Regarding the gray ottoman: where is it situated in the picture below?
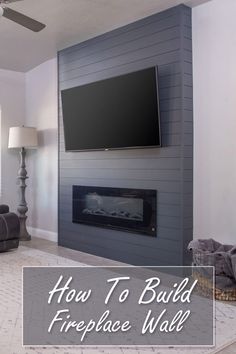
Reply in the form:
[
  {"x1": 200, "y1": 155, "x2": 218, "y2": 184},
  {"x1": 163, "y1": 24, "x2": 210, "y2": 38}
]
[{"x1": 0, "y1": 205, "x2": 20, "y2": 252}]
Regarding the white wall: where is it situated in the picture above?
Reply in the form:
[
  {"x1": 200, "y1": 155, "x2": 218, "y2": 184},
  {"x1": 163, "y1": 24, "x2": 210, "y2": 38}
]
[
  {"x1": 25, "y1": 58, "x2": 58, "y2": 241},
  {"x1": 0, "y1": 60, "x2": 58, "y2": 241},
  {"x1": 0, "y1": 69, "x2": 25, "y2": 211},
  {"x1": 193, "y1": 0, "x2": 236, "y2": 244}
]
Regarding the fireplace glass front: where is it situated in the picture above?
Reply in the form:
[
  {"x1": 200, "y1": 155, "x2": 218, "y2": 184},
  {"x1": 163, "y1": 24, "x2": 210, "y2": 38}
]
[{"x1": 73, "y1": 186, "x2": 157, "y2": 236}]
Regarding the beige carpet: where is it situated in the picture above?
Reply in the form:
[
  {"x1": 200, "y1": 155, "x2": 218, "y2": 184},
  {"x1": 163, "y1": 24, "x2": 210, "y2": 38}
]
[{"x1": 0, "y1": 246, "x2": 235, "y2": 354}]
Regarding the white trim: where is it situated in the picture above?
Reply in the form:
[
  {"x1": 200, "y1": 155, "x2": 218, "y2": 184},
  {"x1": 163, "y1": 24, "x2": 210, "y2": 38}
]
[{"x1": 28, "y1": 226, "x2": 57, "y2": 242}]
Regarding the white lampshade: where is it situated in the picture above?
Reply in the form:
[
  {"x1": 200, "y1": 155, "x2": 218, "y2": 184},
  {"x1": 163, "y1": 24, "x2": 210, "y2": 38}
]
[{"x1": 8, "y1": 126, "x2": 38, "y2": 149}]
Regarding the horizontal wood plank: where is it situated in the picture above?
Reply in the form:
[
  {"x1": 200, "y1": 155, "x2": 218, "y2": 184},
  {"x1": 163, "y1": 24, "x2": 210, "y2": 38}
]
[{"x1": 58, "y1": 5, "x2": 193, "y2": 265}]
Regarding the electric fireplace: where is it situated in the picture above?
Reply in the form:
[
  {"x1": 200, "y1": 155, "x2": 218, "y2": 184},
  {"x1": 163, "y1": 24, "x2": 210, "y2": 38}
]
[{"x1": 72, "y1": 186, "x2": 157, "y2": 237}]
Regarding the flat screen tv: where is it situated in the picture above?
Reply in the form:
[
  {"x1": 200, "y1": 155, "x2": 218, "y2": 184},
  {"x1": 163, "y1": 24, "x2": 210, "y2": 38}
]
[{"x1": 61, "y1": 66, "x2": 161, "y2": 151}]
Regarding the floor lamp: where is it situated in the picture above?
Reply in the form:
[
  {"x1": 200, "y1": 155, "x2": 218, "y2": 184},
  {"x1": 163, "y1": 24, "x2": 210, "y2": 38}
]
[{"x1": 8, "y1": 126, "x2": 38, "y2": 241}]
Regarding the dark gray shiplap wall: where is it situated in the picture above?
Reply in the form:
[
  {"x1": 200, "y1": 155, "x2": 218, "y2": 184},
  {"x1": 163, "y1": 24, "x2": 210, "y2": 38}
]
[{"x1": 58, "y1": 4, "x2": 193, "y2": 266}]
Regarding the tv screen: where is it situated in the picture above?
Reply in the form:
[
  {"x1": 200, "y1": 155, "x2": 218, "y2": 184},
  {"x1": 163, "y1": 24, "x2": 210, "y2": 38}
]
[{"x1": 61, "y1": 67, "x2": 161, "y2": 151}]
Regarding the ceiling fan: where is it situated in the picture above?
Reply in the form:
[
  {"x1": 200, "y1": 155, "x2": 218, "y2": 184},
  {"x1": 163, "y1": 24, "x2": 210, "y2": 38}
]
[{"x1": 0, "y1": 0, "x2": 46, "y2": 32}]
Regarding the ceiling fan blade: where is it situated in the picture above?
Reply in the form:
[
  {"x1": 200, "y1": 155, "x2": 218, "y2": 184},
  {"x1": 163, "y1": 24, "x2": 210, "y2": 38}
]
[
  {"x1": 0, "y1": 0, "x2": 23, "y2": 3},
  {"x1": 3, "y1": 7, "x2": 46, "y2": 32}
]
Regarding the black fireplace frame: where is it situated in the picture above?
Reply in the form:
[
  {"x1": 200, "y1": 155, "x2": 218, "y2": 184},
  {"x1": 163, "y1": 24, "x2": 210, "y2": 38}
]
[{"x1": 72, "y1": 186, "x2": 157, "y2": 237}]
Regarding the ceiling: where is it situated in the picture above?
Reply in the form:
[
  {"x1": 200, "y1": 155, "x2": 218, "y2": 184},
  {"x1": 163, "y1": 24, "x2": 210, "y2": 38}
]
[{"x1": 0, "y1": 0, "x2": 212, "y2": 72}]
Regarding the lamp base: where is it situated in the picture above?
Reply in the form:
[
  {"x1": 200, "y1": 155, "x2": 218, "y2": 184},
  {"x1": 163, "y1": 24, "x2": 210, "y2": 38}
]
[
  {"x1": 19, "y1": 215, "x2": 31, "y2": 241},
  {"x1": 17, "y1": 147, "x2": 31, "y2": 241}
]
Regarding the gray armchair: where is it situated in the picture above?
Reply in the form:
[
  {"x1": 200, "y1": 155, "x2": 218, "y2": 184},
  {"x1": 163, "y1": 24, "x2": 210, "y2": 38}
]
[{"x1": 0, "y1": 205, "x2": 20, "y2": 252}]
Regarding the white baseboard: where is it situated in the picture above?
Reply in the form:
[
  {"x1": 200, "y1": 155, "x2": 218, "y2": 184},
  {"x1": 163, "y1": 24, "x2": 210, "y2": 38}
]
[{"x1": 28, "y1": 227, "x2": 58, "y2": 243}]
